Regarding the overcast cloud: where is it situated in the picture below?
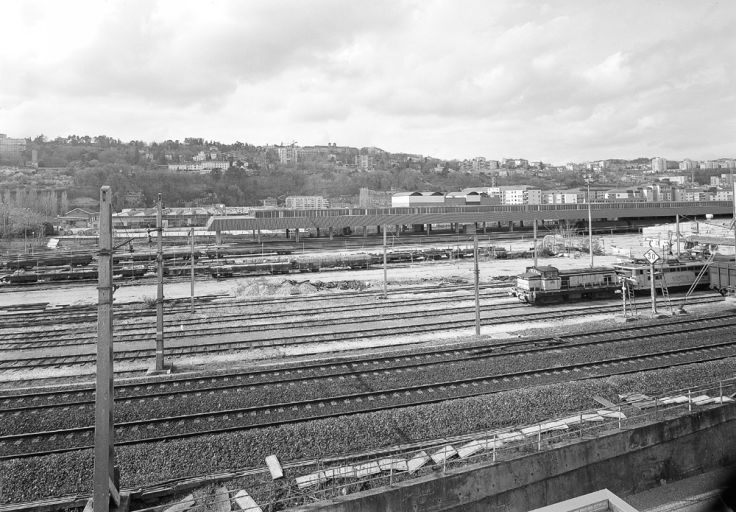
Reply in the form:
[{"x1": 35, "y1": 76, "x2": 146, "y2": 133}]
[{"x1": 1, "y1": 0, "x2": 734, "y2": 163}]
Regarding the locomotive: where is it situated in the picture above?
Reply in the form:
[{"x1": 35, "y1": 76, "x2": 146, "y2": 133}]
[
  {"x1": 510, "y1": 266, "x2": 620, "y2": 304},
  {"x1": 511, "y1": 257, "x2": 712, "y2": 305}
]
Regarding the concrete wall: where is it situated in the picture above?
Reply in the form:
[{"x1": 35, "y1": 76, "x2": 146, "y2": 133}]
[{"x1": 292, "y1": 404, "x2": 736, "y2": 512}]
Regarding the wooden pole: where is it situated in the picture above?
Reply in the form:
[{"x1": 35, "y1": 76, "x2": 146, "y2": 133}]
[
  {"x1": 156, "y1": 194, "x2": 165, "y2": 371},
  {"x1": 94, "y1": 186, "x2": 117, "y2": 512}
]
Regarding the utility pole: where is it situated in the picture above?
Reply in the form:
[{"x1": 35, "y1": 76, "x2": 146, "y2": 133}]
[
  {"x1": 533, "y1": 219, "x2": 538, "y2": 267},
  {"x1": 732, "y1": 168, "x2": 736, "y2": 259},
  {"x1": 155, "y1": 194, "x2": 165, "y2": 371},
  {"x1": 587, "y1": 176, "x2": 594, "y2": 268},
  {"x1": 94, "y1": 186, "x2": 119, "y2": 512},
  {"x1": 650, "y1": 262, "x2": 658, "y2": 316},
  {"x1": 382, "y1": 225, "x2": 387, "y2": 299},
  {"x1": 474, "y1": 234, "x2": 480, "y2": 336},
  {"x1": 190, "y1": 226, "x2": 195, "y2": 315}
]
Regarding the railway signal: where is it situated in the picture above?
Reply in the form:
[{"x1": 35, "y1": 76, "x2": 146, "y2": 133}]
[{"x1": 643, "y1": 249, "x2": 661, "y2": 316}]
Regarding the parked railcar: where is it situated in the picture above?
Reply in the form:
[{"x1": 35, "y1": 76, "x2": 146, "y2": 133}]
[
  {"x1": 113, "y1": 250, "x2": 200, "y2": 263},
  {"x1": 612, "y1": 258, "x2": 710, "y2": 291},
  {"x1": 210, "y1": 261, "x2": 292, "y2": 278},
  {"x1": 510, "y1": 265, "x2": 620, "y2": 304},
  {"x1": 43, "y1": 268, "x2": 98, "y2": 282},
  {"x1": 292, "y1": 253, "x2": 376, "y2": 272},
  {"x1": 1, "y1": 271, "x2": 39, "y2": 284},
  {"x1": 5, "y1": 253, "x2": 93, "y2": 270},
  {"x1": 708, "y1": 257, "x2": 736, "y2": 302}
]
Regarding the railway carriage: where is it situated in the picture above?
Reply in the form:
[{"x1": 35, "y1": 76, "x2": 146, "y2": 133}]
[{"x1": 611, "y1": 259, "x2": 710, "y2": 291}]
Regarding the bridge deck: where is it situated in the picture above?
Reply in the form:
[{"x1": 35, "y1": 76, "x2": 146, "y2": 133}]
[{"x1": 205, "y1": 201, "x2": 733, "y2": 231}]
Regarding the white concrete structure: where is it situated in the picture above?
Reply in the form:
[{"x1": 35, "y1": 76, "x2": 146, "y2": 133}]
[
  {"x1": 391, "y1": 191, "x2": 444, "y2": 207},
  {"x1": 651, "y1": 157, "x2": 667, "y2": 173},
  {"x1": 285, "y1": 196, "x2": 330, "y2": 209}
]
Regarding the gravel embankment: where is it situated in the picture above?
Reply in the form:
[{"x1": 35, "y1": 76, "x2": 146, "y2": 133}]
[{"x1": 2, "y1": 359, "x2": 734, "y2": 504}]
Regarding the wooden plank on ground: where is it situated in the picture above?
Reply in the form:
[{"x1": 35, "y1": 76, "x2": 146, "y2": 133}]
[
  {"x1": 233, "y1": 490, "x2": 263, "y2": 512},
  {"x1": 163, "y1": 494, "x2": 196, "y2": 512},
  {"x1": 407, "y1": 451, "x2": 430, "y2": 473},
  {"x1": 378, "y1": 458, "x2": 408, "y2": 472},
  {"x1": 430, "y1": 445, "x2": 457, "y2": 464},
  {"x1": 0, "y1": 497, "x2": 90, "y2": 512},
  {"x1": 593, "y1": 395, "x2": 617, "y2": 409},
  {"x1": 213, "y1": 485, "x2": 231, "y2": 512}
]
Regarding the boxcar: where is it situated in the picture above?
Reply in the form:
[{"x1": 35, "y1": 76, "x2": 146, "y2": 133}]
[{"x1": 708, "y1": 257, "x2": 736, "y2": 296}]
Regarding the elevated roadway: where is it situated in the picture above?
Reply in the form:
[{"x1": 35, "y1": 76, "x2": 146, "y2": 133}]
[{"x1": 206, "y1": 201, "x2": 733, "y2": 237}]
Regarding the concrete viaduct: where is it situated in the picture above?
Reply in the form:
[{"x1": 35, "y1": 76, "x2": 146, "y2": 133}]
[{"x1": 206, "y1": 201, "x2": 734, "y2": 243}]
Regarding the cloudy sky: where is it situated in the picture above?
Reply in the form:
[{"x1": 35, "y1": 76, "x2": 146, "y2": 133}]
[{"x1": 1, "y1": 0, "x2": 734, "y2": 164}]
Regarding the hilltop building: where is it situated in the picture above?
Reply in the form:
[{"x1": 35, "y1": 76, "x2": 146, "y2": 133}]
[
  {"x1": 651, "y1": 157, "x2": 667, "y2": 173},
  {"x1": 0, "y1": 134, "x2": 26, "y2": 160}
]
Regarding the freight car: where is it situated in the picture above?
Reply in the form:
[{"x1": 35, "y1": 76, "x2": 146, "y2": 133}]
[
  {"x1": 211, "y1": 261, "x2": 292, "y2": 278},
  {"x1": 292, "y1": 253, "x2": 376, "y2": 272},
  {"x1": 113, "y1": 250, "x2": 201, "y2": 263},
  {"x1": 4, "y1": 253, "x2": 93, "y2": 270},
  {"x1": 205, "y1": 247, "x2": 293, "y2": 259},
  {"x1": 510, "y1": 266, "x2": 620, "y2": 304},
  {"x1": 708, "y1": 256, "x2": 736, "y2": 301}
]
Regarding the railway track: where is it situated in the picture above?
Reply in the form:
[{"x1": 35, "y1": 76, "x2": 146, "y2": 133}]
[
  {"x1": 0, "y1": 282, "x2": 512, "y2": 328},
  {"x1": 2, "y1": 318, "x2": 734, "y2": 459},
  {"x1": 0, "y1": 294, "x2": 516, "y2": 347},
  {"x1": 0, "y1": 295, "x2": 725, "y2": 370},
  {"x1": 0, "y1": 285, "x2": 512, "y2": 335},
  {"x1": 3, "y1": 311, "x2": 735, "y2": 407}
]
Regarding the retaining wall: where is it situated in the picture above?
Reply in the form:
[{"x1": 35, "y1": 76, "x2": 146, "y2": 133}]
[{"x1": 292, "y1": 404, "x2": 736, "y2": 512}]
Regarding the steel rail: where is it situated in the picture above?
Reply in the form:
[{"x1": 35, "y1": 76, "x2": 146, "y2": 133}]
[
  {"x1": 0, "y1": 296, "x2": 725, "y2": 370},
  {"x1": 2, "y1": 313, "x2": 736, "y2": 414},
  {"x1": 2, "y1": 340, "x2": 735, "y2": 460},
  {"x1": 0, "y1": 290, "x2": 511, "y2": 343}
]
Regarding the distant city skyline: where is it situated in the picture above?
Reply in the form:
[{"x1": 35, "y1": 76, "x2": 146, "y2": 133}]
[{"x1": 1, "y1": 1, "x2": 734, "y2": 165}]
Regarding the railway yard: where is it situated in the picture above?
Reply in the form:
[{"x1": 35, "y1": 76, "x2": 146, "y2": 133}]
[{"x1": 0, "y1": 232, "x2": 735, "y2": 511}]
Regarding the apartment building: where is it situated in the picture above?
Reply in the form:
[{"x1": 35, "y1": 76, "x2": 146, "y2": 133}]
[
  {"x1": 0, "y1": 134, "x2": 26, "y2": 159},
  {"x1": 284, "y1": 196, "x2": 330, "y2": 209},
  {"x1": 679, "y1": 159, "x2": 697, "y2": 171},
  {"x1": 543, "y1": 190, "x2": 583, "y2": 204},
  {"x1": 355, "y1": 154, "x2": 375, "y2": 170},
  {"x1": 168, "y1": 161, "x2": 229, "y2": 173},
  {"x1": 604, "y1": 189, "x2": 640, "y2": 201},
  {"x1": 651, "y1": 157, "x2": 667, "y2": 173}
]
